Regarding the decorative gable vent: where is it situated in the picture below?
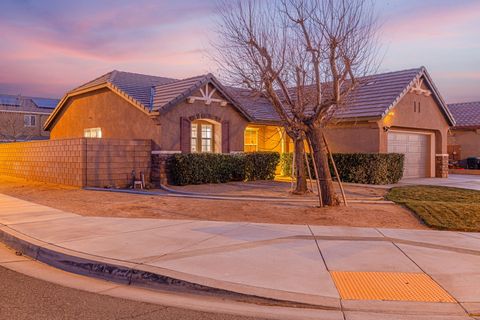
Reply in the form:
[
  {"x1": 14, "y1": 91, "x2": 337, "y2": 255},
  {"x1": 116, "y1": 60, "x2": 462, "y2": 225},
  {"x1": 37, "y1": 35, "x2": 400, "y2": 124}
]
[
  {"x1": 410, "y1": 78, "x2": 431, "y2": 96},
  {"x1": 188, "y1": 84, "x2": 228, "y2": 106}
]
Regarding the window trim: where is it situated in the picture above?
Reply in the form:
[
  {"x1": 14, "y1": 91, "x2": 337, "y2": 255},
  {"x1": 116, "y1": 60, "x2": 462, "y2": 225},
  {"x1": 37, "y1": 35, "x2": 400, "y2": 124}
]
[
  {"x1": 244, "y1": 128, "x2": 259, "y2": 152},
  {"x1": 24, "y1": 115, "x2": 36, "y2": 127},
  {"x1": 84, "y1": 127, "x2": 102, "y2": 138}
]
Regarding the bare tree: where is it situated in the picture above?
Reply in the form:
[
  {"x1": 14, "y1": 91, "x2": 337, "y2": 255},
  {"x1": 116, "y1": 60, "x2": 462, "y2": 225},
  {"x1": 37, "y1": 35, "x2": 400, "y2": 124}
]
[
  {"x1": 213, "y1": 0, "x2": 379, "y2": 205},
  {"x1": 0, "y1": 116, "x2": 32, "y2": 142}
]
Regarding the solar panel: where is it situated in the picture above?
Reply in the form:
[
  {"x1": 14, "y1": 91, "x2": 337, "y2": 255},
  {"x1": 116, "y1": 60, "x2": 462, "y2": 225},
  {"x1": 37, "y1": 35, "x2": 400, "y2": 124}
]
[
  {"x1": 0, "y1": 95, "x2": 20, "y2": 106},
  {"x1": 31, "y1": 98, "x2": 59, "y2": 109}
]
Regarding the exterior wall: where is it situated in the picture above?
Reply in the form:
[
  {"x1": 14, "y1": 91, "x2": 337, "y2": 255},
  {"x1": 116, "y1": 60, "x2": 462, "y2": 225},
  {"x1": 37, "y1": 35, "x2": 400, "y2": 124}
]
[
  {"x1": 49, "y1": 89, "x2": 163, "y2": 148},
  {"x1": 324, "y1": 122, "x2": 381, "y2": 153},
  {"x1": 0, "y1": 138, "x2": 151, "y2": 187},
  {"x1": 157, "y1": 87, "x2": 249, "y2": 152},
  {"x1": 0, "y1": 111, "x2": 50, "y2": 141},
  {"x1": 448, "y1": 129, "x2": 480, "y2": 160},
  {"x1": 378, "y1": 83, "x2": 450, "y2": 177},
  {"x1": 49, "y1": 86, "x2": 249, "y2": 153},
  {"x1": 246, "y1": 124, "x2": 286, "y2": 153}
]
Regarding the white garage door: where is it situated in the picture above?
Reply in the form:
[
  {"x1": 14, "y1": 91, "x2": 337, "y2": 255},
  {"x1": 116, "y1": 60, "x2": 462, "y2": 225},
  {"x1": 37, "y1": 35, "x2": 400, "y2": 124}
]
[{"x1": 388, "y1": 132, "x2": 429, "y2": 178}]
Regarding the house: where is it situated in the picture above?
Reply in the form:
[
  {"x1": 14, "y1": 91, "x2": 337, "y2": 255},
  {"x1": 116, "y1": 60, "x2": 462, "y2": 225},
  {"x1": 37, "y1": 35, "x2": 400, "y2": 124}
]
[
  {"x1": 44, "y1": 66, "x2": 454, "y2": 179},
  {"x1": 447, "y1": 101, "x2": 480, "y2": 165},
  {"x1": 0, "y1": 94, "x2": 59, "y2": 142}
]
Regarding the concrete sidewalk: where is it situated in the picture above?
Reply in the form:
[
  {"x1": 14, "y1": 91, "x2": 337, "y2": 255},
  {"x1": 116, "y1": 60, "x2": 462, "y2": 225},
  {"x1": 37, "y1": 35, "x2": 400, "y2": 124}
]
[{"x1": 0, "y1": 193, "x2": 479, "y2": 319}]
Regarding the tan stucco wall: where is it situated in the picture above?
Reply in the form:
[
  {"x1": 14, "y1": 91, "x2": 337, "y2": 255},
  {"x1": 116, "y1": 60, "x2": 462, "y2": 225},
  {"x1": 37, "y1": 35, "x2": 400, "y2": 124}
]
[
  {"x1": 448, "y1": 129, "x2": 480, "y2": 159},
  {"x1": 379, "y1": 84, "x2": 450, "y2": 155},
  {"x1": 50, "y1": 87, "x2": 249, "y2": 152},
  {"x1": 157, "y1": 87, "x2": 249, "y2": 152},
  {"x1": 324, "y1": 122, "x2": 381, "y2": 153},
  {"x1": 50, "y1": 89, "x2": 162, "y2": 147}
]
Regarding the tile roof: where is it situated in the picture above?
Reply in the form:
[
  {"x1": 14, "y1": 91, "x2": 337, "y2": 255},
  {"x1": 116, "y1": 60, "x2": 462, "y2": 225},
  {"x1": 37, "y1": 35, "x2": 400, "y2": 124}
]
[
  {"x1": 448, "y1": 101, "x2": 480, "y2": 129},
  {"x1": 334, "y1": 68, "x2": 424, "y2": 119},
  {"x1": 227, "y1": 87, "x2": 281, "y2": 123},
  {"x1": 227, "y1": 67, "x2": 453, "y2": 124},
  {"x1": 49, "y1": 66, "x2": 453, "y2": 129},
  {"x1": 152, "y1": 74, "x2": 207, "y2": 111},
  {"x1": 72, "y1": 70, "x2": 176, "y2": 108}
]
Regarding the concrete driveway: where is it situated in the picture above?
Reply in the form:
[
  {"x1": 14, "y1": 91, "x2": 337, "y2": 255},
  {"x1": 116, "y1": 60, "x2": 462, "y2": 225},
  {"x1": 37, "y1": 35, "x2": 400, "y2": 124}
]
[{"x1": 398, "y1": 174, "x2": 480, "y2": 191}]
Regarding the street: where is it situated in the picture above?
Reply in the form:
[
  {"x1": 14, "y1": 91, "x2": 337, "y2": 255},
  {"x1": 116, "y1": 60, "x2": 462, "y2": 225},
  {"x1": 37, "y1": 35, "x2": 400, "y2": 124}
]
[{"x1": 0, "y1": 265, "x2": 264, "y2": 320}]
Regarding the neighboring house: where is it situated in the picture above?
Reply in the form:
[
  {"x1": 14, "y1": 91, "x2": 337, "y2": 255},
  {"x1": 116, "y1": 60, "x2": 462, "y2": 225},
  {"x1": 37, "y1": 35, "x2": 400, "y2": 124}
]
[
  {"x1": 447, "y1": 101, "x2": 480, "y2": 163},
  {"x1": 0, "y1": 94, "x2": 58, "y2": 142},
  {"x1": 44, "y1": 66, "x2": 454, "y2": 178}
]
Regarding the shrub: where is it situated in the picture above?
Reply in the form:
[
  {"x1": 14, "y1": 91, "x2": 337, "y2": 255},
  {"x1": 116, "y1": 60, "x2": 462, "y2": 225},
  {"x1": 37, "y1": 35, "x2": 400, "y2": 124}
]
[
  {"x1": 168, "y1": 152, "x2": 280, "y2": 185},
  {"x1": 279, "y1": 152, "x2": 404, "y2": 184}
]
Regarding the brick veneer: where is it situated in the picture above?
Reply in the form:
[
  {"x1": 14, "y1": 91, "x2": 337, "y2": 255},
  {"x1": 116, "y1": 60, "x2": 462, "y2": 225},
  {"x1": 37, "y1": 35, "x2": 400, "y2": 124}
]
[
  {"x1": 0, "y1": 138, "x2": 151, "y2": 187},
  {"x1": 435, "y1": 154, "x2": 449, "y2": 178},
  {"x1": 151, "y1": 153, "x2": 175, "y2": 186}
]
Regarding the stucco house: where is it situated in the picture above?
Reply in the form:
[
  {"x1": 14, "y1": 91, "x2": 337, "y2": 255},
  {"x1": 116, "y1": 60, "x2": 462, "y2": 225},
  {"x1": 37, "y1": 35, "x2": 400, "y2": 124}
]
[
  {"x1": 0, "y1": 94, "x2": 58, "y2": 142},
  {"x1": 44, "y1": 66, "x2": 454, "y2": 179},
  {"x1": 447, "y1": 101, "x2": 480, "y2": 165}
]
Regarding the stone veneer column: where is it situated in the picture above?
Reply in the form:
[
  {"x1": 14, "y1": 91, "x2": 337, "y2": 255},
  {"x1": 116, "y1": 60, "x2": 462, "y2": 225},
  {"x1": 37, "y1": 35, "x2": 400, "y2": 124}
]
[
  {"x1": 151, "y1": 152, "x2": 176, "y2": 186},
  {"x1": 435, "y1": 154, "x2": 449, "y2": 178}
]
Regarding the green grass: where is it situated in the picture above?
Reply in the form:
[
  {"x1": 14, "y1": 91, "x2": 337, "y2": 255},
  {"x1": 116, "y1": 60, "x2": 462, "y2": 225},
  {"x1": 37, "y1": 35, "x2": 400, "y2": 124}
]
[{"x1": 386, "y1": 186, "x2": 480, "y2": 232}]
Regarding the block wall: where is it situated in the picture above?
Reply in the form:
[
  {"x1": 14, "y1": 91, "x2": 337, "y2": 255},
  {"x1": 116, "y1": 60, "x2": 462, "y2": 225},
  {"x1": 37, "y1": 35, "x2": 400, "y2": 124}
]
[{"x1": 0, "y1": 138, "x2": 151, "y2": 188}]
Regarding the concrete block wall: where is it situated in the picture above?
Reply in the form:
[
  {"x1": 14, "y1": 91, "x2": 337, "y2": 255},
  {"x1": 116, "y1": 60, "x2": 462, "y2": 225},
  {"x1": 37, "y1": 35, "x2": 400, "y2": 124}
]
[
  {"x1": 0, "y1": 138, "x2": 151, "y2": 188},
  {"x1": 85, "y1": 139, "x2": 151, "y2": 188}
]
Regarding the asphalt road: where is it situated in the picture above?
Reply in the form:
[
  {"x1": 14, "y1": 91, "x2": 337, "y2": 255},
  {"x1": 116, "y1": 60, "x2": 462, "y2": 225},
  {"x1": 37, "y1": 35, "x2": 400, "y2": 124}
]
[{"x1": 0, "y1": 265, "x2": 265, "y2": 320}]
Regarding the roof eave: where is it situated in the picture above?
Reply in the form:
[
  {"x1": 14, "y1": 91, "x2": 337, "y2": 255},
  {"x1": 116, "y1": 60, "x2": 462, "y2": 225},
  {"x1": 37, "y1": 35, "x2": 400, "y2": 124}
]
[{"x1": 44, "y1": 82, "x2": 150, "y2": 131}]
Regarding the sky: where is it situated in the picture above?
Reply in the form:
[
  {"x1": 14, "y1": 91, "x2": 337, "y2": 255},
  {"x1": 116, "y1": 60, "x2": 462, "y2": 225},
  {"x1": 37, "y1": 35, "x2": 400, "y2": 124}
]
[{"x1": 0, "y1": 0, "x2": 479, "y2": 103}]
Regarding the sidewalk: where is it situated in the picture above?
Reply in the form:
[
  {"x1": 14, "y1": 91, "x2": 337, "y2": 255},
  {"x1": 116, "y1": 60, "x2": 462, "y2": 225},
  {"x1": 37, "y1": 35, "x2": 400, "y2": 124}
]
[{"x1": 0, "y1": 192, "x2": 479, "y2": 319}]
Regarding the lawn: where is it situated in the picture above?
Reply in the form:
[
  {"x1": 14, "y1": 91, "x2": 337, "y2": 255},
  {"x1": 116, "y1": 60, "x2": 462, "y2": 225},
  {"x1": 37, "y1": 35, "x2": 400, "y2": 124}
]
[{"x1": 387, "y1": 186, "x2": 480, "y2": 232}]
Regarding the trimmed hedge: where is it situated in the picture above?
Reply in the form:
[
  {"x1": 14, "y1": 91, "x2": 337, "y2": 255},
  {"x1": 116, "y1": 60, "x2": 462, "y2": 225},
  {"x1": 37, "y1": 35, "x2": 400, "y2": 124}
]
[
  {"x1": 168, "y1": 152, "x2": 280, "y2": 185},
  {"x1": 279, "y1": 152, "x2": 404, "y2": 185}
]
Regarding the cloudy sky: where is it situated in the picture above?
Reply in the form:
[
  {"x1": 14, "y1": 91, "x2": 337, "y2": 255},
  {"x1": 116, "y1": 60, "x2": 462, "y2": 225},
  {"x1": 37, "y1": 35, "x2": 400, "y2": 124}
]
[{"x1": 0, "y1": 0, "x2": 479, "y2": 102}]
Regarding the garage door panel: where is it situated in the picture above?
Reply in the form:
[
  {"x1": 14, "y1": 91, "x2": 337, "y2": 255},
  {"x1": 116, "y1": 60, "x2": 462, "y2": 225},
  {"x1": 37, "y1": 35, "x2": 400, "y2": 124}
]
[{"x1": 388, "y1": 132, "x2": 429, "y2": 178}]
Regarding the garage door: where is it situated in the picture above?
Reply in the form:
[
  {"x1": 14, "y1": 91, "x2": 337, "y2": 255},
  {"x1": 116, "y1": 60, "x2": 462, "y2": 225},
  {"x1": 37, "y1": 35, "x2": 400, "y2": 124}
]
[{"x1": 388, "y1": 132, "x2": 429, "y2": 178}]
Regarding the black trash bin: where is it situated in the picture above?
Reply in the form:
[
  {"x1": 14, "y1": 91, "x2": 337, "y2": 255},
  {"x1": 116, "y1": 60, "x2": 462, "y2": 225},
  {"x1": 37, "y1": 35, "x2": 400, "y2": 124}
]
[{"x1": 466, "y1": 157, "x2": 480, "y2": 169}]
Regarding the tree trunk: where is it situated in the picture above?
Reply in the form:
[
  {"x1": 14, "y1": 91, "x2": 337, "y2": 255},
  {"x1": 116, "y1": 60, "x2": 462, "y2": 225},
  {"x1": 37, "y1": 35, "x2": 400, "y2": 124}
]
[
  {"x1": 306, "y1": 127, "x2": 338, "y2": 206},
  {"x1": 293, "y1": 138, "x2": 308, "y2": 194}
]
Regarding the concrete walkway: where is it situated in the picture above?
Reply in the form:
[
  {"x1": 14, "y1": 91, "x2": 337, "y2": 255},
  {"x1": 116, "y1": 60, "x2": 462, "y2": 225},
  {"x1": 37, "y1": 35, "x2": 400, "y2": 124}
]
[
  {"x1": 398, "y1": 174, "x2": 480, "y2": 191},
  {"x1": 1, "y1": 193, "x2": 479, "y2": 319}
]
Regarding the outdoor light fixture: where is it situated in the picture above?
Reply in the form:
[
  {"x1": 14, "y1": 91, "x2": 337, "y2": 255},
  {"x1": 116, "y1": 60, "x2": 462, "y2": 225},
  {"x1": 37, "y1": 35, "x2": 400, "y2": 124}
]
[{"x1": 383, "y1": 126, "x2": 390, "y2": 132}]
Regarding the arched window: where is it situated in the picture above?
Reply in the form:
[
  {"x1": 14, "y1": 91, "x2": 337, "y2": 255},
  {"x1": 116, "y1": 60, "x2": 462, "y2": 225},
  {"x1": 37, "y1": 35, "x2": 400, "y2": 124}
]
[{"x1": 191, "y1": 120, "x2": 216, "y2": 153}]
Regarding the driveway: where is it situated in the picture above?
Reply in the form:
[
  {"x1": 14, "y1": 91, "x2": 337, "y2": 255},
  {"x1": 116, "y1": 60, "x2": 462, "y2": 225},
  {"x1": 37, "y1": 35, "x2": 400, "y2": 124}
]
[{"x1": 399, "y1": 174, "x2": 480, "y2": 191}]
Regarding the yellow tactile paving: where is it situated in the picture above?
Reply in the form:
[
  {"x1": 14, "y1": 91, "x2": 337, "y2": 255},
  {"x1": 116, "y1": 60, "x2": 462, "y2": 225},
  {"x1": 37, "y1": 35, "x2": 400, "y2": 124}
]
[{"x1": 330, "y1": 271, "x2": 456, "y2": 303}]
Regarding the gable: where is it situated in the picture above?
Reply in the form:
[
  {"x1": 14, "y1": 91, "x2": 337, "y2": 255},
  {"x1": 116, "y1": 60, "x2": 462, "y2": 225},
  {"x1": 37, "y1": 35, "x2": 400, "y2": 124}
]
[{"x1": 383, "y1": 78, "x2": 450, "y2": 130}]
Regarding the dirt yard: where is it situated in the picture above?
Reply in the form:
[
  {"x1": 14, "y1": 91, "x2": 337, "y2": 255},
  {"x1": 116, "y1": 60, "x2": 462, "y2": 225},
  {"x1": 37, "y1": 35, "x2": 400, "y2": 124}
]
[{"x1": 0, "y1": 176, "x2": 426, "y2": 229}]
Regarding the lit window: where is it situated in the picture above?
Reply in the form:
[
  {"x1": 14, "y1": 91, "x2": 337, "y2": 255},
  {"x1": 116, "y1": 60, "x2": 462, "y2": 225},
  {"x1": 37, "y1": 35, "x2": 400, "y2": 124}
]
[
  {"x1": 24, "y1": 115, "x2": 36, "y2": 127},
  {"x1": 191, "y1": 124, "x2": 198, "y2": 152},
  {"x1": 244, "y1": 128, "x2": 258, "y2": 152},
  {"x1": 84, "y1": 128, "x2": 102, "y2": 138},
  {"x1": 201, "y1": 124, "x2": 213, "y2": 152}
]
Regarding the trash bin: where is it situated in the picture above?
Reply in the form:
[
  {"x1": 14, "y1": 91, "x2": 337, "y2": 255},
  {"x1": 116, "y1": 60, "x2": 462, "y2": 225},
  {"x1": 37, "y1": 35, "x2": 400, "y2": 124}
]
[{"x1": 466, "y1": 157, "x2": 480, "y2": 169}]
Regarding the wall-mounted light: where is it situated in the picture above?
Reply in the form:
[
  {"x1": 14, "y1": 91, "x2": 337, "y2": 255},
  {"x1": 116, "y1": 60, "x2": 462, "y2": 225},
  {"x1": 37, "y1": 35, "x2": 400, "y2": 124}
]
[{"x1": 383, "y1": 126, "x2": 390, "y2": 132}]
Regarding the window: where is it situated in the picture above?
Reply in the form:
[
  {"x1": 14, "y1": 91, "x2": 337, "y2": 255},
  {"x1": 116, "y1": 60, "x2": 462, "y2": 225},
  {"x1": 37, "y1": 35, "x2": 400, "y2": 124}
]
[
  {"x1": 191, "y1": 124, "x2": 198, "y2": 152},
  {"x1": 201, "y1": 124, "x2": 213, "y2": 152},
  {"x1": 24, "y1": 115, "x2": 36, "y2": 127},
  {"x1": 84, "y1": 128, "x2": 102, "y2": 138},
  {"x1": 244, "y1": 128, "x2": 259, "y2": 152},
  {"x1": 191, "y1": 121, "x2": 213, "y2": 152}
]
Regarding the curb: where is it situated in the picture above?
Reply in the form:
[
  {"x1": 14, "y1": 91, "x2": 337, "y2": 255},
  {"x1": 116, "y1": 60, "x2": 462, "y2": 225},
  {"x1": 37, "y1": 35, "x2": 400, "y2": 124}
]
[
  {"x1": 84, "y1": 187, "x2": 392, "y2": 204},
  {"x1": 0, "y1": 225, "x2": 340, "y2": 310}
]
